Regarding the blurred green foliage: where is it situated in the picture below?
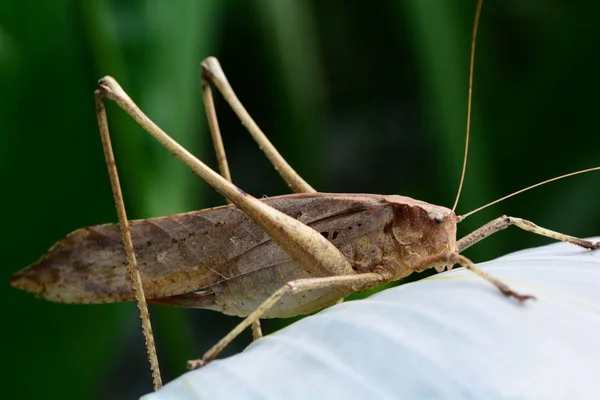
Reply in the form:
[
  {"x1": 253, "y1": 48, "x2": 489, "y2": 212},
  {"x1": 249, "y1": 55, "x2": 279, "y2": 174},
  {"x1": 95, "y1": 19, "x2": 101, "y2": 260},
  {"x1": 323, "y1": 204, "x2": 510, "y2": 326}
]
[{"x1": 3, "y1": 0, "x2": 599, "y2": 398}]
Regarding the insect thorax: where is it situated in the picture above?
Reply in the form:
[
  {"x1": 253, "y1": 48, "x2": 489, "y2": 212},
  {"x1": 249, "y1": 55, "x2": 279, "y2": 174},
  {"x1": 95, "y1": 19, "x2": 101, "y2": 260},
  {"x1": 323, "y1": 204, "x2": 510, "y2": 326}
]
[{"x1": 341, "y1": 197, "x2": 458, "y2": 280}]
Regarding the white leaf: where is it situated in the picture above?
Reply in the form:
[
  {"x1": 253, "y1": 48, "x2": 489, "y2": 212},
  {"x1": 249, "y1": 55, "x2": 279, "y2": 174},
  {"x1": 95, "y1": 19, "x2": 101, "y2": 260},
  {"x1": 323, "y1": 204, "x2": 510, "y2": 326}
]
[{"x1": 143, "y1": 238, "x2": 600, "y2": 400}]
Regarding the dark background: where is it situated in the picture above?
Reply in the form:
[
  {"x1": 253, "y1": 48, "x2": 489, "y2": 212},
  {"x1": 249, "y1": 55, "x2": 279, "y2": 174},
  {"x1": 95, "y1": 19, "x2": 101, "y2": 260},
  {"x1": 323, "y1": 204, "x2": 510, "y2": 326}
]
[{"x1": 3, "y1": 0, "x2": 599, "y2": 398}]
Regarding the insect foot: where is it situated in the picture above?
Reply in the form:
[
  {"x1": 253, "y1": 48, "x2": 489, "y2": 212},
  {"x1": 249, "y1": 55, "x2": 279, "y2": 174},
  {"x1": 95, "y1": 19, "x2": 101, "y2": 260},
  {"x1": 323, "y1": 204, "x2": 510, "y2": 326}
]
[
  {"x1": 444, "y1": 252, "x2": 536, "y2": 303},
  {"x1": 187, "y1": 359, "x2": 207, "y2": 370},
  {"x1": 495, "y1": 282, "x2": 536, "y2": 303}
]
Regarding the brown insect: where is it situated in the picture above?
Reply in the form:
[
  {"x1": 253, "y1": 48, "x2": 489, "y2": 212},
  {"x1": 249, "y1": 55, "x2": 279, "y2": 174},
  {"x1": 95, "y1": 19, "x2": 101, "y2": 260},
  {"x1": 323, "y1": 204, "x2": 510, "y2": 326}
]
[{"x1": 8, "y1": 0, "x2": 600, "y2": 391}]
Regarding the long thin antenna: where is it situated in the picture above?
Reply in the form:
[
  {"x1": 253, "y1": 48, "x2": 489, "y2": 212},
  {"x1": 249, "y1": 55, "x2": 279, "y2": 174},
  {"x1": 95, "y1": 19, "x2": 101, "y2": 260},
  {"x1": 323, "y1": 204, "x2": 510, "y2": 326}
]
[
  {"x1": 452, "y1": 0, "x2": 483, "y2": 212},
  {"x1": 457, "y1": 166, "x2": 600, "y2": 222}
]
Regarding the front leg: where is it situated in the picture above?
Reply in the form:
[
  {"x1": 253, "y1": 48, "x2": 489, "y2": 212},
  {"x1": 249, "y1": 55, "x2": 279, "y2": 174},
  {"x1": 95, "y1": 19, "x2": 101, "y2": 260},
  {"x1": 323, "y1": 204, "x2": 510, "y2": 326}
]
[
  {"x1": 457, "y1": 215, "x2": 600, "y2": 252},
  {"x1": 415, "y1": 252, "x2": 535, "y2": 302}
]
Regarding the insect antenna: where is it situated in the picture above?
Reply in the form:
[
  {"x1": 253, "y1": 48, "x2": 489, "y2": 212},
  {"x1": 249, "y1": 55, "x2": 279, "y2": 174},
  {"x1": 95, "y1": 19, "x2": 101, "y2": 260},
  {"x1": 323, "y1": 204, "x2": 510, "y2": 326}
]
[
  {"x1": 452, "y1": 0, "x2": 484, "y2": 212},
  {"x1": 457, "y1": 166, "x2": 600, "y2": 222}
]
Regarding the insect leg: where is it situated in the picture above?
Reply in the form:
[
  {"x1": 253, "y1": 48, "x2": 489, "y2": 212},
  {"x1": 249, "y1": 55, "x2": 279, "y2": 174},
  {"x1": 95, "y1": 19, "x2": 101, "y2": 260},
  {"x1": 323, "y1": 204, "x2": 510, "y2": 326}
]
[
  {"x1": 457, "y1": 216, "x2": 600, "y2": 252},
  {"x1": 201, "y1": 72, "x2": 232, "y2": 190},
  {"x1": 98, "y1": 76, "x2": 355, "y2": 346},
  {"x1": 200, "y1": 74, "x2": 265, "y2": 339},
  {"x1": 96, "y1": 76, "x2": 355, "y2": 276},
  {"x1": 415, "y1": 252, "x2": 535, "y2": 302},
  {"x1": 187, "y1": 272, "x2": 389, "y2": 369},
  {"x1": 201, "y1": 57, "x2": 315, "y2": 193},
  {"x1": 94, "y1": 92, "x2": 163, "y2": 390}
]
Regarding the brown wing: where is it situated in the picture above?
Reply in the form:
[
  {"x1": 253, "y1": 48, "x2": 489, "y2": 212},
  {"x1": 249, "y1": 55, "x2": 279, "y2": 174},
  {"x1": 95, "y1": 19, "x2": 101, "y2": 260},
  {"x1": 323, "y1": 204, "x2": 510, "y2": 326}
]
[{"x1": 10, "y1": 193, "x2": 388, "y2": 303}]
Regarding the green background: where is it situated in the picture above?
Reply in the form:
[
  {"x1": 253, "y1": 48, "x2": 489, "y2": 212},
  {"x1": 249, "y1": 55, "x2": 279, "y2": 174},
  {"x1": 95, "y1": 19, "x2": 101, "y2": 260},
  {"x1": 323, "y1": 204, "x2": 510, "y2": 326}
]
[{"x1": 3, "y1": 1, "x2": 599, "y2": 398}]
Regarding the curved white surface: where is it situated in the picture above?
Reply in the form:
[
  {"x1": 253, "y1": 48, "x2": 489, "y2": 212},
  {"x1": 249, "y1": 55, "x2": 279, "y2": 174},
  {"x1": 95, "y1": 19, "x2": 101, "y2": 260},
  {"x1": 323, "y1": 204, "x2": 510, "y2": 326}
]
[{"x1": 143, "y1": 238, "x2": 600, "y2": 400}]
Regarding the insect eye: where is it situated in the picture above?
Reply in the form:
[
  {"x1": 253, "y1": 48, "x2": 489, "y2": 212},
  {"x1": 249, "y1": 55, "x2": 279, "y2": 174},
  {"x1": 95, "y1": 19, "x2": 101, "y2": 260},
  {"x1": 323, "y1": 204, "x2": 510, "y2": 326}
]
[{"x1": 433, "y1": 217, "x2": 443, "y2": 225}]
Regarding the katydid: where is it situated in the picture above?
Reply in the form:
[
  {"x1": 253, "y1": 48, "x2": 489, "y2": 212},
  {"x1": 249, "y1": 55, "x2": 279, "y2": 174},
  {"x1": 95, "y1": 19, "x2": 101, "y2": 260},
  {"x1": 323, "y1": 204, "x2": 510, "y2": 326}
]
[{"x1": 8, "y1": 0, "x2": 600, "y2": 391}]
